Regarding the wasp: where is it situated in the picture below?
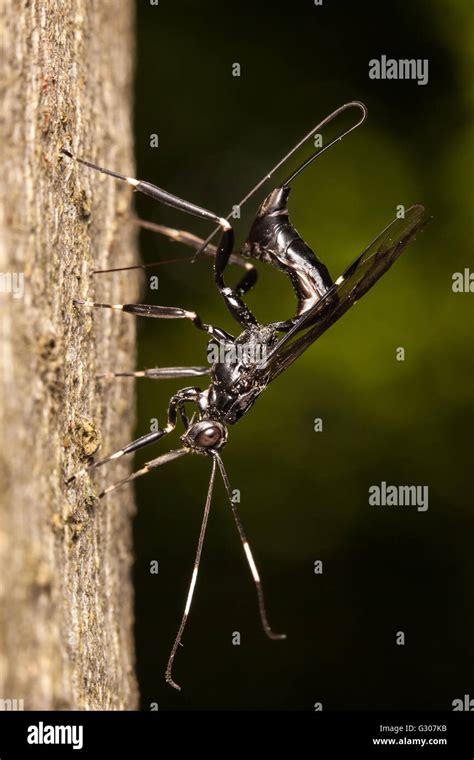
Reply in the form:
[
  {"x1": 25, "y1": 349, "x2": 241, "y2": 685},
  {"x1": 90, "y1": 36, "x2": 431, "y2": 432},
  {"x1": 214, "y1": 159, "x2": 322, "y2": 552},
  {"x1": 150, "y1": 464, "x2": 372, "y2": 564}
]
[{"x1": 63, "y1": 102, "x2": 427, "y2": 690}]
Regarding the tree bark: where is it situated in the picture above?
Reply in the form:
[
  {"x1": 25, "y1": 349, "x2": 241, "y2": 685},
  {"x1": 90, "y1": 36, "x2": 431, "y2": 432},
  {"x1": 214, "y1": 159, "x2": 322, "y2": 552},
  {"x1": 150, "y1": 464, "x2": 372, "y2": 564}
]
[{"x1": 0, "y1": 0, "x2": 139, "y2": 709}]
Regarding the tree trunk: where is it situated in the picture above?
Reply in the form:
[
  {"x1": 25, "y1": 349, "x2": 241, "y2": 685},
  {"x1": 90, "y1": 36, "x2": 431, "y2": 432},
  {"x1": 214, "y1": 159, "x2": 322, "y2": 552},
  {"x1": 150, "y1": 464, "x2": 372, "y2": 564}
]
[{"x1": 0, "y1": 0, "x2": 139, "y2": 710}]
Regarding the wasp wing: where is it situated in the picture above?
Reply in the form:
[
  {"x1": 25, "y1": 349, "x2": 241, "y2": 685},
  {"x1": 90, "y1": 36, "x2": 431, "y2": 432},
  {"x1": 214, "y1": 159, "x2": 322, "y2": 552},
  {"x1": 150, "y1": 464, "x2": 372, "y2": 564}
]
[{"x1": 263, "y1": 204, "x2": 428, "y2": 383}]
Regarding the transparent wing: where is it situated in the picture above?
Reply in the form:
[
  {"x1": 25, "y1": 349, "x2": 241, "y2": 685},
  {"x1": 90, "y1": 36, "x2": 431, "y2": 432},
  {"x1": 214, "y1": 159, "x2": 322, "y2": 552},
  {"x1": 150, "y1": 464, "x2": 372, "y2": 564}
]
[{"x1": 264, "y1": 205, "x2": 428, "y2": 383}]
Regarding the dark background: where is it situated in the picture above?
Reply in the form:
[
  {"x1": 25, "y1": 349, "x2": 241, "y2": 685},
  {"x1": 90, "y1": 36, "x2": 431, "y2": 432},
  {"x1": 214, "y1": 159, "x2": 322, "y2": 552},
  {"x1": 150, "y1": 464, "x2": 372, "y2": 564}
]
[{"x1": 110, "y1": 0, "x2": 472, "y2": 709}]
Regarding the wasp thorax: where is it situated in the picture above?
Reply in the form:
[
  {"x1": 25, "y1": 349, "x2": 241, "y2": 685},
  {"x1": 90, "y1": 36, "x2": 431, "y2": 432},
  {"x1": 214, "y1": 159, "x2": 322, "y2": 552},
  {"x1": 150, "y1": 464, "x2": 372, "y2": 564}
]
[{"x1": 181, "y1": 420, "x2": 228, "y2": 452}]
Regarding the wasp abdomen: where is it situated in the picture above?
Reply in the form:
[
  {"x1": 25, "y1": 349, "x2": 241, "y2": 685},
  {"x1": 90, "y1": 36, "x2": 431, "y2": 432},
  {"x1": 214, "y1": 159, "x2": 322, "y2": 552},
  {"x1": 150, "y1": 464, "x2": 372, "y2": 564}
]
[{"x1": 242, "y1": 186, "x2": 333, "y2": 326}]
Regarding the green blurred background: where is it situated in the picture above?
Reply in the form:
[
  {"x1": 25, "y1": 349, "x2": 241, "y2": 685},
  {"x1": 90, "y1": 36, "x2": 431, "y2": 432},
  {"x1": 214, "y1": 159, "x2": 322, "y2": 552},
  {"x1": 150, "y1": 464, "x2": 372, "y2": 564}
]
[{"x1": 119, "y1": 0, "x2": 473, "y2": 709}]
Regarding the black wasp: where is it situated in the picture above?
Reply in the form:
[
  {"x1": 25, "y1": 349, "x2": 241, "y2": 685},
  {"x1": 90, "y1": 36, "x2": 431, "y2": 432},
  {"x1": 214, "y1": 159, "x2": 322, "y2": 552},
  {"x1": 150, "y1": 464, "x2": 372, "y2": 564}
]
[{"x1": 63, "y1": 102, "x2": 427, "y2": 690}]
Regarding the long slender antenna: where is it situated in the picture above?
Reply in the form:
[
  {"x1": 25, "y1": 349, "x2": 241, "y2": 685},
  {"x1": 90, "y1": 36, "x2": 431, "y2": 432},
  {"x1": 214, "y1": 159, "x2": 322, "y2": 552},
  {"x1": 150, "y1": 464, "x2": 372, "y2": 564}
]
[
  {"x1": 165, "y1": 456, "x2": 217, "y2": 691},
  {"x1": 215, "y1": 453, "x2": 286, "y2": 641},
  {"x1": 194, "y1": 101, "x2": 367, "y2": 257}
]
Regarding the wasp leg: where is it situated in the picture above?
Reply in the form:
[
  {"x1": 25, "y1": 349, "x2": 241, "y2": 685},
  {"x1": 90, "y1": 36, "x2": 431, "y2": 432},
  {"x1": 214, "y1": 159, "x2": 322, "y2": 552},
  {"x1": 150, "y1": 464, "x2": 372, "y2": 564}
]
[
  {"x1": 214, "y1": 231, "x2": 258, "y2": 329},
  {"x1": 66, "y1": 389, "x2": 200, "y2": 484},
  {"x1": 96, "y1": 366, "x2": 211, "y2": 380},
  {"x1": 99, "y1": 447, "x2": 189, "y2": 498},
  {"x1": 74, "y1": 299, "x2": 233, "y2": 342}
]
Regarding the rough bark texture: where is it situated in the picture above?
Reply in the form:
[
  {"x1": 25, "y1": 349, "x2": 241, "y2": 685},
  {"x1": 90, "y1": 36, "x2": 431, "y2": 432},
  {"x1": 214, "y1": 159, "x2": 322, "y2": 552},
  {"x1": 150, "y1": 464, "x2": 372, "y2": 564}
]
[{"x1": 0, "y1": 0, "x2": 139, "y2": 709}]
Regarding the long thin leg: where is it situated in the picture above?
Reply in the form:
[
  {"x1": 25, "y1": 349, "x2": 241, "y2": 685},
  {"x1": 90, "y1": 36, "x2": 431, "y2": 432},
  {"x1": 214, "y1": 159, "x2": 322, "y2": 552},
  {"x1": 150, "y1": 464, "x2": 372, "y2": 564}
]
[
  {"x1": 165, "y1": 456, "x2": 217, "y2": 691},
  {"x1": 134, "y1": 219, "x2": 258, "y2": 296},
  {"x1": 99, "y1": 447, "x2": 189, "y2": 498},
  {"x1": 61, "y1": 151, "x2": 259, "y2": 328},
  {"x1": 215, "y1": 245, "x2": 258, "y2": 328},
  {"x1": 132, "y1": 219, "x2": 259, "y2": 311},
  {"x1": 93, "y1": 217, "x2": 258, "y2": 298},
  {"x1": 118, "y1": 230, "x2": 257, "y2": 331},
  {"x1": 74, "y1": 299, "x2": 233, "y2": 342},
  {"x1": 96, "y1": 366, "x2": 210, "y2": 380},
  {"x1": 173, "y1": 387, "x2": 202, "y2": 430},
  {"x1": 67, "y1": 430, "x2": 169, "y2": 484},
  {"x1": 61, "y1": 149, "x2": 232, "y2": 231},
  {"x1": 67, "y1": 389, "x2": 199, "y2": 483},
  {"x1": 215, "y1": 453, "x2": 286, "y2": 641}
]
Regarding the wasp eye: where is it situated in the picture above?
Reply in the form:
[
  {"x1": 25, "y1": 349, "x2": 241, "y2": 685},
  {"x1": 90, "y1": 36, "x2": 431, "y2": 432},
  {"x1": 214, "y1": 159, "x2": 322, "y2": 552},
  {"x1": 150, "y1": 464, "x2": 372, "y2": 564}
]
[{"x1": 195, "y1": 425, "x2": 222, "y2": 448}]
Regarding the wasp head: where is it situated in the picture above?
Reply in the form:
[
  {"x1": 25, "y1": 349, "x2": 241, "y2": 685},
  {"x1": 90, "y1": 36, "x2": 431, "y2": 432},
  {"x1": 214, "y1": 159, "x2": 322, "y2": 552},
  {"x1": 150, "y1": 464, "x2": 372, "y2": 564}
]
[{"x1": 181, "y1": 420, "x2": 228, "y2": 453}]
